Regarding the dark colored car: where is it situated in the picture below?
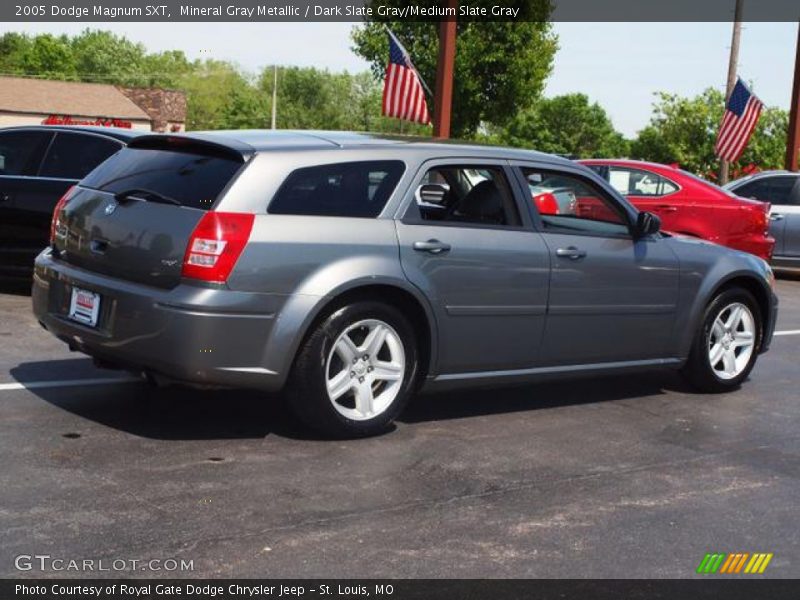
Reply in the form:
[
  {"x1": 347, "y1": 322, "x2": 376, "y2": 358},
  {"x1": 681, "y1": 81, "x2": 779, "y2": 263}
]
[
  {"x1": 0, "y1": 125, "x2": 142, "y2": 280},
  {"x1": 32, "y1": 131, "x2": 778, "y2": 438},
  {"x1": 580, "y1": 159, "x2": 775, "y2": 261},
  {"x1": 724, "y1": 171, "x2": 800, "y2": 269}
]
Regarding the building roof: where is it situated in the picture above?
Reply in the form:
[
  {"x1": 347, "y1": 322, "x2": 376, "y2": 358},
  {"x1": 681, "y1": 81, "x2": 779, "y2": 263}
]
[{"x1": 0, "y1": 76, "x2": 150, "y2": 120}]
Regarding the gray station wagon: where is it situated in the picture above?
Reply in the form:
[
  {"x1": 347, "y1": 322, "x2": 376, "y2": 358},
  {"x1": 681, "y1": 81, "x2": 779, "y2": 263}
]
[{"x1": 32, "y1": 131, "x2": 778, "y2": 437}]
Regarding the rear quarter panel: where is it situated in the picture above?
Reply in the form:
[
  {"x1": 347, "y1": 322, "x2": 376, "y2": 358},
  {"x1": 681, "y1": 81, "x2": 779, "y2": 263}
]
[{"x1": 229, "y1": 215, "x2": 437, "y2": 383}]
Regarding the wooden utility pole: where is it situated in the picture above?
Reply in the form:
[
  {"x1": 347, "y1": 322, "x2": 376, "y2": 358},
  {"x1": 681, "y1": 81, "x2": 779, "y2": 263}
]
[
  {"x1": 432, "y1": 0, "x2": 457, "y2": 138},
  {"x1": 720, "y1": 0, "x2": 744, "y2": 184},
  {"x1": 270, "y1": 65, "x2": 278, "y2": 130},
  {"x1": 786, "y1": 22, "x2": 800, "y2": 171}
]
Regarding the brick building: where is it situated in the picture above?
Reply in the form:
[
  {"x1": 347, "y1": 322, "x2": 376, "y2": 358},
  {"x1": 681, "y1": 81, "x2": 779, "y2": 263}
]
[{"x1": 0, "y1": 77, "x2": 186, "y2": 132}]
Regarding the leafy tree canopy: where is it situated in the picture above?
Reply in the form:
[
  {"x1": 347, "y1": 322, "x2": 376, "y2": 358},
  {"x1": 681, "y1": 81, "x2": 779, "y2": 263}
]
[
  {"x1": 351, "y1": 0, "x2": 557, "y2": 137},
  {"x1": 631, "y1": 88, "x2": 788, "y2": 180},
  {"x1": 496, "y1": 93, "x2": 629, "y2": 158}
]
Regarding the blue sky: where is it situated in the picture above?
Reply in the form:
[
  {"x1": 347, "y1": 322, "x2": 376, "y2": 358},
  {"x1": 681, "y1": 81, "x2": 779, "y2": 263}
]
[{"x1": 1, "y1": 21, "x2": 796, "y2": 137}]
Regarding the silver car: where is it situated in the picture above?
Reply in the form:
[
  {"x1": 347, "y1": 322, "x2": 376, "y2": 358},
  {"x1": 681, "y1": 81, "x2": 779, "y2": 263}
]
[
  {"x1": 725, "y1": 171, "x2": 800, "y2": 270},
  {"x1": 32, "y1": 131, "x2": 778, "y2": 437}
]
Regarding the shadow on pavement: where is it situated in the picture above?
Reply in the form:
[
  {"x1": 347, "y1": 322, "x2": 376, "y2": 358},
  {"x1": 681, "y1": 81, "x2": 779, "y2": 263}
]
[
  {"x1": 11, "y1": 359, "x2": 320, "y2": 441},
  {"x1": 0, "y1": 279, "x2": 32, "y2": 297},
  {"x1": 12, "y1": 359, "x2": 695, "y2": 441},
  {"x1": 402, "y1": 369, "x2": 693, "y2": 423}
]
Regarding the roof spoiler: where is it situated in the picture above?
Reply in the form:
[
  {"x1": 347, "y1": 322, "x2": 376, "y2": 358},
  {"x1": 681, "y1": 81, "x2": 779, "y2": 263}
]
[{"x1": 128, "y1": 134, "x2": 255, "y2": 162}]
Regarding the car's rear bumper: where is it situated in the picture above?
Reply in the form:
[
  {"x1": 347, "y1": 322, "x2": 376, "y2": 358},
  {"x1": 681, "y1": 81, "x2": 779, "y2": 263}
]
[
  {"x1": 32, "y1": 250, "x2": 293, "y2": 391},
  {"x1": 728, "y1": 234, "x2": 775, "y2": 261}
]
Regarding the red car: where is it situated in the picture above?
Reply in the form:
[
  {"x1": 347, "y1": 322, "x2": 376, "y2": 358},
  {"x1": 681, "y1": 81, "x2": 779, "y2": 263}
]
[{"x1": 579, "y1": 159, "x2": 775, "y2": 260}]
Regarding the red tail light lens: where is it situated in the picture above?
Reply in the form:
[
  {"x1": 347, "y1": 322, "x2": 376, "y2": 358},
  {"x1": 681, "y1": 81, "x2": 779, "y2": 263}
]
[
  {"x1": 182, "y1": 212, "x2": 255, "y2": 283},
  {"x1": 50, "y1": 185, "x2": 76, "y2": 245}
]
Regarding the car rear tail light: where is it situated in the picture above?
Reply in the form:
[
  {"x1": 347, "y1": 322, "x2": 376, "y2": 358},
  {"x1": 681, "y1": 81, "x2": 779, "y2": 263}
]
[
  {"x1": 50, "y1": 185, "x2": 76, "y2": 245},
  {"x1": 182, "y1": 212, "x2": 255, "y2": 283},
  {"x1": 761, "y1": 202, "x2": 771, "y2": 233}
]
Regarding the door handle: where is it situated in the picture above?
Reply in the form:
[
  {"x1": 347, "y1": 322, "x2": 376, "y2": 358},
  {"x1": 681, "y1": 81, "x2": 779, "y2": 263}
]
[
  {"x1": 770, "y1": 213, "x2": 785, "y2": 221},
  {"x1": 413, "y1": 239, "x2": 451, "y2": 254},
  {"x1": 655, "y1": 205, "x2": 677, "y2": 213},
  {"x1": 556, "y1": 246, "x2": 587, "y2": 260},
  {"x1": 0, "y1": 192, "x2": 10, "y2": 203}
]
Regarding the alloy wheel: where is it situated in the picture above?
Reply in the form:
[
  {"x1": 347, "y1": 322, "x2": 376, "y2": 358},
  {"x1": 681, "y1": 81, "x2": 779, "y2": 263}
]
[
  {"x1": 707, "y1": 302, "x2": 756, "y2": 380},
  {"x1": 325, "y1": 319, "x2": 406, "y2": 421}
]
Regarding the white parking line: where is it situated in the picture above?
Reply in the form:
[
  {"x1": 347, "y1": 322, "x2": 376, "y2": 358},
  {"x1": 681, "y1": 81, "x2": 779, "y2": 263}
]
[
  {"x1": 0, "y1": 330, "x2": 798, "y2": 393},
  {"x1": 0, "y1": 377, "x2": 139, "y2": 392}
]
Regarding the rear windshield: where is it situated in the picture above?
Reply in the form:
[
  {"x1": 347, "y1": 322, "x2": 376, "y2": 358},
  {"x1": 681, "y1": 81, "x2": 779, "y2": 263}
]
[
  {"x1": 80, "y1": 147, "x2": 242, "y2": 209},
  {"x1": 269, "y1": 161, "x2": 405, "y2": 218}
]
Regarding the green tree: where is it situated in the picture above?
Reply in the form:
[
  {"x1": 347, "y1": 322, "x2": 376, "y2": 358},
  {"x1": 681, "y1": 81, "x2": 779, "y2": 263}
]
[
  {"x1": 70, "y1": 30, "x2": 145, "y2": 84},
  {"x1": 351, "y1": 0, "x2": 557, "y2": 137},
  {"x1": 19, "y1": 34, "x2": 76, "y2": 79},
  {"x1": 0, "y1": 32, "x2": 33, "y2": 75},
  {"x1": 180, "y1": 60, "x2": 256, "y2": 130},
  {"x1": 631, "y1": 88, "x2": 788, "y2": 180},
  {"x1": 497, "y1": 93, "x2": 628, "y2": 157}
]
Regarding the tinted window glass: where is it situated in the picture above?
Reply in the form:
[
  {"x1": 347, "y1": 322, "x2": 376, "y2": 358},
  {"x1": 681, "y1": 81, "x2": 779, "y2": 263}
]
[
  {"x1": 736, "y1": 180, "x2": 771, "y2": 202},
  {"x1": 766, "y1": 177, "x2": 796, "y2": 205},
  {"x1": 39, "y1": 132, "x2": 121, "y2": 179},
  {"x1": 270, "y1": 161, "x2": 404, "y2": 218},
  {"x1": 411, "y1": 165, "x2": 521, "y2": 227},
  {"x1": 0, "y1": 130, "x2": 52, "y2": 176},
  {"x1": 81, "y1": 147, "x2": 243, "y2": 209},
  {"x1": 523, "y1": 167, "x2": 630, "y2": 236}
]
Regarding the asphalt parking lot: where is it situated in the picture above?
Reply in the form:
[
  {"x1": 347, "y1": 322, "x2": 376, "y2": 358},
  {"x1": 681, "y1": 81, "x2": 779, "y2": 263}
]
[{"x1": 1, "y1": 276, "x2": 799, "y2": 579}]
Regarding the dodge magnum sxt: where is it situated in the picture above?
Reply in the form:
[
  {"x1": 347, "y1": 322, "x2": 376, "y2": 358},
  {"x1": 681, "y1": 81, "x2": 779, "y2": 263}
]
[{"x1": 32, "y1": 131, "x2": 778, "y2": 437}]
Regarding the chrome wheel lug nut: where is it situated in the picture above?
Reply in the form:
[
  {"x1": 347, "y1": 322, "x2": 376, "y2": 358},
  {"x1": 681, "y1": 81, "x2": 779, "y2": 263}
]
[{"x1": 358, "y1": 376, "x2": 365, "y2": 383}]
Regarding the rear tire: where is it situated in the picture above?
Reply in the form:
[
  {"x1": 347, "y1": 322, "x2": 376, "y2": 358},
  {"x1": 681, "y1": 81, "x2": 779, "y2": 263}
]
[
  {"x1": 286, "y1": 301, "x2": 419, "y2": 438},
  {"x1": 682, "y1": 286, "x2": 762, "y2": 393}
]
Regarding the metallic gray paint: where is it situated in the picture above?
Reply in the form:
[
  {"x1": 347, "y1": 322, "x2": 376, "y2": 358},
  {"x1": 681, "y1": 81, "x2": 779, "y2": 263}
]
[{"x1": 31, "y1": 131, "x2": 778, "y2": 394}]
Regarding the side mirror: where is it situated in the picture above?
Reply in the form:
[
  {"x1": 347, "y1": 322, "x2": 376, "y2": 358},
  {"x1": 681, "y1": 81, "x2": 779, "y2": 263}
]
[
  {"x1": 634, "y1": 211, "x2": 661, "y2": 238},
  {"x1": 416, "y1": 183, "x2": 449, "y2": 206}
]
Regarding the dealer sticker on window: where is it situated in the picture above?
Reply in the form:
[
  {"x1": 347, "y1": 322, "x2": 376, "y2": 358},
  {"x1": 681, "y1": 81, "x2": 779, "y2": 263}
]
[{"x1": 68, "y1": 287, "x2": 101, "y2": 327}]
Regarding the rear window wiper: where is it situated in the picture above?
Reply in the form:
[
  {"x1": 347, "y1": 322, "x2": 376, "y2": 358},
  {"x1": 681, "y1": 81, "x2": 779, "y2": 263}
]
[{"x1": 113, "y1": 188, "x2": 182, "y2": 206}]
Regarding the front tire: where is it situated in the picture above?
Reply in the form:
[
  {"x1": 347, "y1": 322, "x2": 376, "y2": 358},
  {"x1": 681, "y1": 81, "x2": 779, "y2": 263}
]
[
  {"x1": 682, "y1": 286, "x2": 762, "y2": 393},
  {"x1": 287, "y1": 301, "x2": 419, "y2": 438}
]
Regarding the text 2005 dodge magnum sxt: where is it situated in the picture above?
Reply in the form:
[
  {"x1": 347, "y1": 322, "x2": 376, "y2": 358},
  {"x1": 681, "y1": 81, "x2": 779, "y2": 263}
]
[{"x1": 32, "y1": 131, "x2": 778, "y2": 437}]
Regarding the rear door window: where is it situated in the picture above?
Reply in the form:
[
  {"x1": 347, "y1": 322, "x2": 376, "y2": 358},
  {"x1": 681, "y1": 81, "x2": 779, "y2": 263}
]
[
  {"x1": 39, "y1": 132, "x2": 122, "y2": 179},
  {"x1": 409, "y1": 165, "x2": 522, "y2": 227},
  {"x1": 0, "y1": 130, "x2": 53, "y2": 176},
  {"x1": 80, "y1": 147, "x2": 244, "y2": 209},
  {"x1": 269, "y1": 161, "x2": 405, "y2": 217}
]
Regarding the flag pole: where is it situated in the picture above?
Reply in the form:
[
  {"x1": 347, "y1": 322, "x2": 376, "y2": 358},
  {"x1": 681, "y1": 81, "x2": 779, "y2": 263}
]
[
  {"x1": 786, "y1": 22, "x2": 800, "y2": 172},
  {"x1": 720, "y1": 0, "x2": 743, "y2": 184},
  {"x1": 271, "y1": 65, "x2": 278, "y2": 130},
  {"x1": 433, "y1": 0, "x2": 457, "y2": 139}
]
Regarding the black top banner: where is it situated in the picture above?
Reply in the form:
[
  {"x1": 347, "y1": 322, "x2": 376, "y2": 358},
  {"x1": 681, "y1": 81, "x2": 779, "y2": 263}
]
[{"x1": 3, "y1": 0, "x2": 800, "y2": 22}]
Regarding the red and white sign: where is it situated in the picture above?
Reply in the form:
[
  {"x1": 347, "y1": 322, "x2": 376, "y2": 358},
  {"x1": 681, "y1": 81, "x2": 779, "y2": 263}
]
[{"x1": 42, "y1": 115, "x2": 133, "y2": 128}]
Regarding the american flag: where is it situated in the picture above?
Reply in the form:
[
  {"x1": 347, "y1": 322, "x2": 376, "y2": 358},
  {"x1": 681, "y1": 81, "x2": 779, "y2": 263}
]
[
  {"x1": 715, "y1": 78, "x2": 763, "y2": 162},
  {"x1": 382, "y1": 30, "x2": 431, "y2": 125}
]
